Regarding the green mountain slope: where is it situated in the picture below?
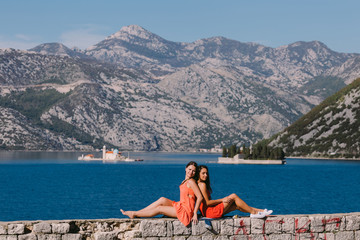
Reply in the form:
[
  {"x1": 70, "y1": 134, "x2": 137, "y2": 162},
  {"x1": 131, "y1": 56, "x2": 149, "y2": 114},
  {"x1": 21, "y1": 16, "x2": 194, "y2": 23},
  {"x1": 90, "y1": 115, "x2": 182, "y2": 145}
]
[{"x1": 268, "y1": 78, "x2": 360, "y2": 158}]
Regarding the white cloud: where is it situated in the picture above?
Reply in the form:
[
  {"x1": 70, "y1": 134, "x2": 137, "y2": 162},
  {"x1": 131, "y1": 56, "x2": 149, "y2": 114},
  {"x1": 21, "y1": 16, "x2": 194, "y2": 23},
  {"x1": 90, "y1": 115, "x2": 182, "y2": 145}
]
[
  {"x1": 0, "y1": 26, "x2": 108, "y2": 50},
  {"x1": 60, "y1": 26, "x2": 107, "y2": 49},
  {"x1": 0, "y1": 35, "x2": 41, "y2": 50},
  {"x1": 15, "y1": 34, "x2": 33, "y2": 41}
]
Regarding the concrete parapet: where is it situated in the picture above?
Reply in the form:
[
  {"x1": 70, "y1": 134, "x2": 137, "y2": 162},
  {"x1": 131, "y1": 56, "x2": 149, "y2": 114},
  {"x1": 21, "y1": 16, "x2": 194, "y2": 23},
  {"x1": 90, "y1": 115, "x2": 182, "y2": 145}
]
[{"x1": 1, "y1": 213, "x2": 360, "y2": 240}]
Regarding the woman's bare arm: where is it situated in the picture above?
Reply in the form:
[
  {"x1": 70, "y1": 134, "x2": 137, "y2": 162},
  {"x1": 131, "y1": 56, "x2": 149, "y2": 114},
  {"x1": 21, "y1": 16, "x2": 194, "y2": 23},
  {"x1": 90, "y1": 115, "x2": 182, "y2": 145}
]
[
  {"x1": 198, "y1": 182, "x2": 224, "y2": 206},
  {"x1": 188, "y1": 179, "x2": 203, "y2": 224}
]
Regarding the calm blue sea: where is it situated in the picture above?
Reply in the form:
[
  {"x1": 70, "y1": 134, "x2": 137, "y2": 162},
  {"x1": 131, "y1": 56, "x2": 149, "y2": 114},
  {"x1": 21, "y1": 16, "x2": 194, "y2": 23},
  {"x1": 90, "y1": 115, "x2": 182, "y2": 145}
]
[{"x1": 0, "y1": 151, "x2": 359, "y2": 221}]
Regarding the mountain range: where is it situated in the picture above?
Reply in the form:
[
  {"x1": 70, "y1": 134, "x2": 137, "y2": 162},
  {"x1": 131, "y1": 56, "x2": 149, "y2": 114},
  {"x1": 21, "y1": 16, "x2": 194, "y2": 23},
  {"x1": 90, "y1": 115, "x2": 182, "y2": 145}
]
[{"x1": 1, "y1": 25, "x2": 359, "y2": 151}]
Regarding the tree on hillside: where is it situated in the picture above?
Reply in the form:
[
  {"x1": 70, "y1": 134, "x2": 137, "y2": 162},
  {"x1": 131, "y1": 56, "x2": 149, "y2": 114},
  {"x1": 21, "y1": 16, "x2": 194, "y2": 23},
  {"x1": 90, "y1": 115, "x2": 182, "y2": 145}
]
[
  {"x1": 229, "y1": 144, "x2": 237, "y2": 158},
  {"x1": 222, "y1": 147, "x2": 228, "y2": 157},
  {"x1": 244, "y1": 146, "x2": 251, "y2": 159}
]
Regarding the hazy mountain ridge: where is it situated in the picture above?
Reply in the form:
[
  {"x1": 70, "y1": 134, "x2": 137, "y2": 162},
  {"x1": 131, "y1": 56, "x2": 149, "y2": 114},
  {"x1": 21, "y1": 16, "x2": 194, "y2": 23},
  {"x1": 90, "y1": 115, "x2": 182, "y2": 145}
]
[
  {"x1": 328, "y1": 56, "x2": 360, "y2": 84},
  {"x1": 83, "y1": 26, "x2": 359, "y2": 109},
  {"x1": 0, "y1": 48, "x2": 153, "y2": 86},
  {"x1": 29, "y1": 43, "x2": 91, "y2": 59},
  {"x1": 1, "y1": 25, "x2": 360, "y2": 151}
]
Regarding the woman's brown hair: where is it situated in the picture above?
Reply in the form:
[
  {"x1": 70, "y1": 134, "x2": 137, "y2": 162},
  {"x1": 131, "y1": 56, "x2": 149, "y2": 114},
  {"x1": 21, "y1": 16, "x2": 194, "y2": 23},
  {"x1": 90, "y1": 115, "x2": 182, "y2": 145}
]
[
  {"x1": 186, "y1": 161, "x2": 199, "y2": 180},
  {"x1": 198, "y1": 165, "x2": 212, "y2": 194}
]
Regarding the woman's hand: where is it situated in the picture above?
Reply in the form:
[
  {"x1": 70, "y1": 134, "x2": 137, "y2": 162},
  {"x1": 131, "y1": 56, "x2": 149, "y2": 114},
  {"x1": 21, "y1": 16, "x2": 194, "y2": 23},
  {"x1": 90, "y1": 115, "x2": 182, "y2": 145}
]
[{"x1": 192, "y1": 213, "x2": 198, "y2": 225}]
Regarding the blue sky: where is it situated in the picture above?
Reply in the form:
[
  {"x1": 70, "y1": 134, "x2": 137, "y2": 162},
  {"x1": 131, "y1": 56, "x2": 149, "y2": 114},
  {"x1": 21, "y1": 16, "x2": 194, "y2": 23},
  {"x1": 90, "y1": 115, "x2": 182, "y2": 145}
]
[{"x1": 1, "y1": 0, "x2": 359, "y2": 53}]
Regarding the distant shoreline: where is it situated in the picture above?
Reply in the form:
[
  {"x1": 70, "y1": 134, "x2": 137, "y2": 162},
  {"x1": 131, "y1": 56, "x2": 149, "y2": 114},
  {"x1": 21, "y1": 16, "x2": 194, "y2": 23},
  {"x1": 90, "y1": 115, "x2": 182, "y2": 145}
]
[{"x1": 286, "y1": 156, "x2": 360, "y2": 161}]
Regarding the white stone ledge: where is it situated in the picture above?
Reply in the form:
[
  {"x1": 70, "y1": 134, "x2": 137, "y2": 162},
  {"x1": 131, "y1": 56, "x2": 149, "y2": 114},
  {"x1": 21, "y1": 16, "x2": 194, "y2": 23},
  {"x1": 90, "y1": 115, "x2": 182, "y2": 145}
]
[{"x1": 0, "y1": 213, "x2": 359, "y2": 240}]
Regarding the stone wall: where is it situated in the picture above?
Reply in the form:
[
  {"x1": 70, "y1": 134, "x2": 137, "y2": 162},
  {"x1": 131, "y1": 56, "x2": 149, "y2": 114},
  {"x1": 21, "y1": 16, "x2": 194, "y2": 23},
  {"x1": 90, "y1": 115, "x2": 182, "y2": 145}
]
[{"x1": 1, "y1": 212, "x2": 360, "y2": 240}]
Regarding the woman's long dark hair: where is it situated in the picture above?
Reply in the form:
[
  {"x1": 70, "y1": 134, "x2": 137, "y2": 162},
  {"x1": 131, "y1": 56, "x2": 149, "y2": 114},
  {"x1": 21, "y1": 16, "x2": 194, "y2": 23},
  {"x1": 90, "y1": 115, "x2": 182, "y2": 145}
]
[
  {"x1": 186, "y1": 161, "x2": 199, "y2": 180},
  {"x1": 198, "y1": 165, "x2": 212, "y2": 194}
]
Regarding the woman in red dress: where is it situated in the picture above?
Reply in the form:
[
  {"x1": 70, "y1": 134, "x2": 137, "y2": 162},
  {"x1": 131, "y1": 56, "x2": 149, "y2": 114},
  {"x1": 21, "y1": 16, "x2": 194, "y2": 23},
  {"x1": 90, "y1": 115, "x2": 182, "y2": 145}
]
[
  {"x1": 121, "y1": 161, "x2": 203, "y2": 226},
  {"x1": 197, "y1": 165, "x2": 273, "y2": 219}
]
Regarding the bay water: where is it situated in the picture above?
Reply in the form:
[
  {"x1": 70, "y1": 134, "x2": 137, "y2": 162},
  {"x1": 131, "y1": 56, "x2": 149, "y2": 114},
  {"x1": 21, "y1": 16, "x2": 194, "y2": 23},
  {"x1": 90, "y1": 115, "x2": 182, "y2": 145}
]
[{"x1": 0, "y1": 151, "x2": 359, "y2": 221}]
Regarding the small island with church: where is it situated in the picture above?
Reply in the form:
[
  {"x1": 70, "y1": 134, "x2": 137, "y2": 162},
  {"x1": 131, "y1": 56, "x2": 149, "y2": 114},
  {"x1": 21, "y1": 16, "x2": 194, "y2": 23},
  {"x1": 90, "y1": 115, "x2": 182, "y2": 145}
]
[{"x1": 218, "y1": 142, "x2": 286, "y2": 165}]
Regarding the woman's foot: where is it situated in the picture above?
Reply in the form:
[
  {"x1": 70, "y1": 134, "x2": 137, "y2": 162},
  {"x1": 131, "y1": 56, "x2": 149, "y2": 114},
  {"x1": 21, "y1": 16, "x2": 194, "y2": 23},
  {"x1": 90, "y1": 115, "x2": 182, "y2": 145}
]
[
  {"x1": 264, "y1": 209, "x2": 273, "y2": 215},
  {"x1": 249, "y1": 207, "x2": 264, "y2": 214},
  {"x1": 120, "y1": 209, "x2": 136, "y2": 218},
  {"x1": 250, "y1": 209, "x2": 273, "y2": 218},
  {"x1": 253, "y1": 207, "x2": 264, "y2": 212}
]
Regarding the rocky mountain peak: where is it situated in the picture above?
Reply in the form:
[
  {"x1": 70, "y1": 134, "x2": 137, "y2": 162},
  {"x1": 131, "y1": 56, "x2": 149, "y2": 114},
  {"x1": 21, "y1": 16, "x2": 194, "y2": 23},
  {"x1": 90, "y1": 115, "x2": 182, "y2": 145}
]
[
  {"x1": 276, "y1": 40, "x2": 329, "y2": 53},
  {"x1": 29, "y1": 43, "x2": 71, "y2": 55},
  {"x1": 29, "y1": 42, "x2": 90, "y2": 59},
  {"x1": 120, "y1": 25, "x2": 151, "y2": 36},
  {"x1": 289, "y1": 41, "x2": 334, "y2": 55},
  {"x1": 85, "y1": 25, "x2": 180, "y2": 67},
  {"x1": 105, "y1": 25, "x2": 164, "y2": 42},
  {"x1": 272, "y1": 40, "x2": 356, "y2": 72}
]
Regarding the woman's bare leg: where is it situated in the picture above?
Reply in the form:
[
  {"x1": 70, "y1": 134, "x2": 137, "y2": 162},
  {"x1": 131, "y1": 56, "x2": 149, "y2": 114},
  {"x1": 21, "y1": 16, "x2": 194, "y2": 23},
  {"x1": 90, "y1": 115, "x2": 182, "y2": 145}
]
[
  {"x1": 121, "y1": 197, "x2": 175, "y2": 218},
  {"x1": 222, "y1": 194, "x2": 262, "y2": 215},
  {"x1": 135, "y1": 205, "x2": 177, "y2": 218},
  {"x1": 138, "y1": 197, "x2": 173, "y2": 212},
  {"x1": 223, "y1": 202, "x2": 238, "y2": 215},
  {"x1": 121, "y1": 205, "x2": 177, "y2": 218}
]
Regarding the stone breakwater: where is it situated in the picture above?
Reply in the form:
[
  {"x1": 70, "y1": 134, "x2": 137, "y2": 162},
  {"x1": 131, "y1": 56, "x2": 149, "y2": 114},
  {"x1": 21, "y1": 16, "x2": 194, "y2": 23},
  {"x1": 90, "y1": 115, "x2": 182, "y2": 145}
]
[{"x1": 1, "y1": 213, "x2": 360, "y2": 240}]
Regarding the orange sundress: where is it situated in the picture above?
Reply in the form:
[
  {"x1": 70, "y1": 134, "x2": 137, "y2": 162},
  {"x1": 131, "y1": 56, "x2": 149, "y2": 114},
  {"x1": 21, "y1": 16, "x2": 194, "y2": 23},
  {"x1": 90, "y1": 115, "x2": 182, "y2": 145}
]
[
  {"x1": 172, "y1": 181, "x2": 195, "y2": 226},
  {"x1": 199, "y1": 190, "x2": 224, "y2": 219}
]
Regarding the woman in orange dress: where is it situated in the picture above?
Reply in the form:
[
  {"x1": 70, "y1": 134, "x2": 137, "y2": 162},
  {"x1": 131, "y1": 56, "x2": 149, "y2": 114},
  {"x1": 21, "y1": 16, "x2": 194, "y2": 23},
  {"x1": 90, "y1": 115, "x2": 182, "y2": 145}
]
[
  {"x1": 198, "y1": 165, "x2": 273, "y2": 219},
  {"x1": 121, "y1": 161, "x2": 203, "y2": 226}
]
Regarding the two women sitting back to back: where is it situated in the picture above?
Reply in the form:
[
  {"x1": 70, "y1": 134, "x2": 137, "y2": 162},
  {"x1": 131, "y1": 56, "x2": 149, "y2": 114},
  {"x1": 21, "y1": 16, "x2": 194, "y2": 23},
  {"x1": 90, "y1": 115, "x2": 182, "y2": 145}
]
[{"x1": 121, "y1": 162, "x2": 273, "y2": 226}]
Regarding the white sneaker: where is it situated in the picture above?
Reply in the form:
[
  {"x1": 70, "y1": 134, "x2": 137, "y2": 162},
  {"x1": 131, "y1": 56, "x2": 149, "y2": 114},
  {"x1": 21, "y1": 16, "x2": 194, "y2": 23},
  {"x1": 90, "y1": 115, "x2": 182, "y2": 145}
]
[
  {"x1": 265, "y1": 209, "x2": 273, "y2": 215},
  {"x1": 250, "y1": 210, "x2": 272, "y2": 218}
]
